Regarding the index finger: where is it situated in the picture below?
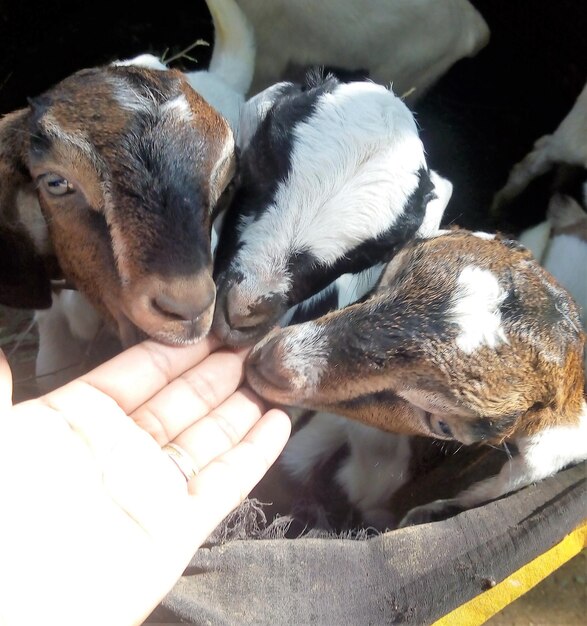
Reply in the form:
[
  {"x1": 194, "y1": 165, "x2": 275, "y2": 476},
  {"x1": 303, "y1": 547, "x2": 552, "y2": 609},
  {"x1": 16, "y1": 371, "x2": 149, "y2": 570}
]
[{"x1": 47, "y1": 335, "x2": 219, "y2": 415}]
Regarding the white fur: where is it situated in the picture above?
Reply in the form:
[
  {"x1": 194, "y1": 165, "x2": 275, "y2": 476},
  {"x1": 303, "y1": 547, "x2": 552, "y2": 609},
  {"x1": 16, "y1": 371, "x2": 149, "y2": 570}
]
[
  {"x1": 471, "y1": 231, "x2": 496, "y2": 240},
  {"x1": 281, "y1": 412, "x2": 349, "y2": 483},
  {"x1": 519, "y1": 196, "x2": 587, "y2": 368},
  {"x1": 280, "y1": 323, "x2": 329, "y2": 391},
  {"x1": 416, "y1": 171, "x2": 453, "y2": 237},
  {"x1": 449, "y1": 265, "x2": 508, "y2": 354},
  {"x1": 233, "y1": 81, "x2": 427, "y2": 304},
  {"x1": 336, "y1": 421, "x2": 412, "y2": 528},
  {"x1": 493, "y1": 81, "x2": 587, "y2": 210},
  {"x1": 113, "y1": 53, "x2": 167, "y2": 71},
  {"x1": 34, "y1": 291, "x2": 104, "y2": 392},
  {"x1": 281, "y1": 412, "x2": 412, "y2": 529},
  {"x1": 451, "y1": 402, "x2": 587, "y2": 510},
  {"x1": 237, "y1": 0, "x2": 489, "y2": 99},
  {"x1": 118, "y1": 0, "x2": 254, "y2": 131},
  {"x1": 160, "y1": 95, "x2": 193, "y2": 121}
]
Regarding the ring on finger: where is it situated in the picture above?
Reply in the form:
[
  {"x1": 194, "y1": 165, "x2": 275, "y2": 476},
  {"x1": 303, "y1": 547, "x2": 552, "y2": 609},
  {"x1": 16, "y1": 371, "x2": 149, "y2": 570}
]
[{"x1": 162, "y1": 442, "x2": 199, "y2": 482}]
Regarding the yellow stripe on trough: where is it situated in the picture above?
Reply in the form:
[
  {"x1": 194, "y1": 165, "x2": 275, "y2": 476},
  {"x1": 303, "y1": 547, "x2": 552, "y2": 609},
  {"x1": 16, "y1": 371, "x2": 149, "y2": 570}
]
[{"x1": 432, "y1": 521, "x2": 587, "y2": 626}]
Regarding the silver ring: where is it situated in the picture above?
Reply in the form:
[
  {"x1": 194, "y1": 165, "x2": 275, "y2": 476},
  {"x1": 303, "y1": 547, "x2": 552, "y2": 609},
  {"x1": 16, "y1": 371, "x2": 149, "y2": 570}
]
[{"x1": 162, "y1": 443, "x2": 199, "y2": 482}]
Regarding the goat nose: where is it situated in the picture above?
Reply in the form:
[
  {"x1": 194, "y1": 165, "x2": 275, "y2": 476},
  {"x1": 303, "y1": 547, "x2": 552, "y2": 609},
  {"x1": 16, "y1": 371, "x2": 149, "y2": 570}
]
[
  {"x1": 247, "y1": 335, "x2": 292, "y2": 391},
  {"x1": 152, "y1": 284, "x2": 215, "y2": 322},
  {"x1": 226, "y1": 288, "x2": 282, "y2": 330}
]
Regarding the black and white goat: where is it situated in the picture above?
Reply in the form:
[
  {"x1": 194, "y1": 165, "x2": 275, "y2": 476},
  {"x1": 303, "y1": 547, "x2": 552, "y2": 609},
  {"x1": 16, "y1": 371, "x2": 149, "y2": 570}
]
[
  {"x1": 213, "y1": 73, "x2": 451, "y2": 346},
  {"x1": 246, "y1": 230, "x2": 587, "y2": 529}
]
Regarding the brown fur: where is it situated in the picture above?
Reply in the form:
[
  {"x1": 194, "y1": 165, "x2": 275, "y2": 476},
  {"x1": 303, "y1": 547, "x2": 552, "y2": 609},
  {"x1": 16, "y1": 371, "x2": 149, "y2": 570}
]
[{"x1": 247, "y1": 230, "x2": 586, "y2": 443}]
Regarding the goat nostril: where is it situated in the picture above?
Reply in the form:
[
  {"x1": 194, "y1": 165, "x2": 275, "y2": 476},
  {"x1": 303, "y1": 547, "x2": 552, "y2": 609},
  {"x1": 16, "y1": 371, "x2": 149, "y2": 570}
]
[
  {"x1": 152, "y1": 291, "x2": 214, "y2": 322},
  {"x1": 152, "y1": 296, "x2": 185, "y2": 321},
  {"x1": 226, "y1": 291, "x2": 283, "y2": 331},
  {"x1": 247, "y1": 338, "x2": 292, "y2": 391}
]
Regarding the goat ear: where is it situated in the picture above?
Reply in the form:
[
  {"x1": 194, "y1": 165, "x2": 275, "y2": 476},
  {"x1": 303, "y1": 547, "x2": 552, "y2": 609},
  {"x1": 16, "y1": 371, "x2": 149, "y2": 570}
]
[
  {"x1": 415, "y1": 171, "x2": 453, "y2": 237},
  {"x1": 236, "y1": 81, "x2": 294, "y2": 150},
  {"x1": 0, "y1": 108, "x2": 53, "y2": 309},
  {"x1": 0, "y1": 223, "x2": 52, "y2": 309}
]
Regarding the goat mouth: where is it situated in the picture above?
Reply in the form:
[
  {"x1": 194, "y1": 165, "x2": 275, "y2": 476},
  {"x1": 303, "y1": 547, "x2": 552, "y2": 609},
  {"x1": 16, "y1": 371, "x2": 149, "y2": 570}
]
[
  {"x1": 246, "y1": 358, "x2": 294, "y2": 394},
  {"x1": 212, "y1": 296, "x2": 281, "y2": 348},
  {"x1": 213, "y1": 319, "x2": 277, "y2": 347},
  {"x1": 118, "y1": 308, "x2": 214, "y2": 347}
]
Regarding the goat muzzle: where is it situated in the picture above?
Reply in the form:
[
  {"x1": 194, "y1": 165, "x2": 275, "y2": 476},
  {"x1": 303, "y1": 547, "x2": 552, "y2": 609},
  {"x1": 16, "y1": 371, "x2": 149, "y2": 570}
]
[{"x1": 123, "y1": 274, "x2": 216, "y2": 345}]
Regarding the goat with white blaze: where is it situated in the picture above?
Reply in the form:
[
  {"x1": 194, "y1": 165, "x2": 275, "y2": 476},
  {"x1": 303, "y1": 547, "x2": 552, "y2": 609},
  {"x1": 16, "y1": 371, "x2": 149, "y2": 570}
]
[
  {"x1": 247, "y1": 230, "x2": 587, "y2": 528},
  {"x1": 213, "y1": 74, "x2": 447, "y2": 346}
]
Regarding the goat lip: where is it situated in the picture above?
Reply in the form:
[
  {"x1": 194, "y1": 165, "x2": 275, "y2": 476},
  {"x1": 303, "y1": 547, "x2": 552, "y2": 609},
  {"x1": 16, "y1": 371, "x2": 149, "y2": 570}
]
[
  {"x1": 246, "y1": 363, "x2": 291, "y2": 398},
  {"x1": 212, "y1": 308, "x2": 273, "y2": 347},
  {"x1": 245, "y1": 351, "x2": 296, "y2": 395}
]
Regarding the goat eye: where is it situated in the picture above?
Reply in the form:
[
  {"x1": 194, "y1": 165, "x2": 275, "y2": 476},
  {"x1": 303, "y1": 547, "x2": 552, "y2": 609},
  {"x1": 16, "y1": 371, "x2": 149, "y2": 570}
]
[
  {"x1": 41, "y1": 174, "x2": 75, "y2": 196},
  {"x1": 427, "y1": 412, "x2": 454, "y2": 439},
  {"x1": 436, "y1": 420, "x2": 453, "y2": 437}
]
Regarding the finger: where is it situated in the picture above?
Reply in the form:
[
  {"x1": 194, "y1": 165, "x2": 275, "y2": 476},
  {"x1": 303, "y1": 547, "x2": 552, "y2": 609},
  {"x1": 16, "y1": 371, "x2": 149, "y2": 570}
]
[
  {"x1": 185, "y1": 409, "x2": 291, "y2": 541},
  {"x1": 131, "y1": 348, "x2": 248, "y2": 444},
  {"x1": 47, "y1": 335, "x2": 219, "y2": 415},
  {"x1": 171, "y1": 387, "x2": 266, "y2": 471},
  {"x1": 0, "y1": 348, "x2": 13, "y2": 412}
]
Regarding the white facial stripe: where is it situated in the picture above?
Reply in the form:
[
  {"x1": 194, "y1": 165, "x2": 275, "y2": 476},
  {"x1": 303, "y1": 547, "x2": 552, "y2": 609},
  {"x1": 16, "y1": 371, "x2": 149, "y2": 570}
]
[
  {"x1": 234, "y1": 81, "x2": 426, "y2": 292},
  {"x1": 100, "y1": 184, "x2": 132, "y2": 283},
  {"x1": 281, "y1": 323, "x2": 329, "y2": 390},
  {"x1": 109, "y1": 75, "x2": 183, "y2": 121},
  {"x1": 449, "y1": 265, "x2": 508, "y2": 354},
  {"x1": 210, "y1": 131, "x2": 236, "y2": 208},
  {"x1": 160, "y1": 95, "x2": 192, "y2": 121},
  {"x1": 109, "y1": 76, "x2": 158, "y2": 114}
]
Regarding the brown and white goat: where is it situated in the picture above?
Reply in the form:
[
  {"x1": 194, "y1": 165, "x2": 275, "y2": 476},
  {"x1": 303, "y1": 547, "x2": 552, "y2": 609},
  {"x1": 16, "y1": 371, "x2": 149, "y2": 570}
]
[
  {"x1": 246, "y1": 230, "x2": 587, "y2": 527},
  {"x1": 0, "y1": 0, "x2": 251, "y2": 376}
]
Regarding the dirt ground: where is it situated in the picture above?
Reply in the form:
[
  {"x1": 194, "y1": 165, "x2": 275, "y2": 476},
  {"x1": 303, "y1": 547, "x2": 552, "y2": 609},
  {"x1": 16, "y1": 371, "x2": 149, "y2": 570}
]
[{"x1": 1, "y1": 304, "x2": 585, "y2": 623}]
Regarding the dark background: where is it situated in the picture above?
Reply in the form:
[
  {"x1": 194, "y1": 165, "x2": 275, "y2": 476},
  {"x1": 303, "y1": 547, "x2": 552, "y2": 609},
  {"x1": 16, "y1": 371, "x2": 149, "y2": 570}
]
[{"x1": 1, "y1": 0, "x2": 585, "y2": 232}]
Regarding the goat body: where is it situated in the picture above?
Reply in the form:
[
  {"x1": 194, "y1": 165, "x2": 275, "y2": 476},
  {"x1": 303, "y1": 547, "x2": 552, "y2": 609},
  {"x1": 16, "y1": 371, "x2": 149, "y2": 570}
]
[{"x1": 236, "y1": 0, "x2": 490, "y2": 100}]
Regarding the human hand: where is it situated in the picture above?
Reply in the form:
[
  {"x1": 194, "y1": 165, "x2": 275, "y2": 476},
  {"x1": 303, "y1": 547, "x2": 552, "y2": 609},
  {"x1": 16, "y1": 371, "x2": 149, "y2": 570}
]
[{"x1": 0, "y1": 339, "x2": 290, "y2": 626}]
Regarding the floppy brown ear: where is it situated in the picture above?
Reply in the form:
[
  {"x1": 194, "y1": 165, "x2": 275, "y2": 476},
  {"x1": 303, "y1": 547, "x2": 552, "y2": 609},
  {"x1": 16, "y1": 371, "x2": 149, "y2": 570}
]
[
  {"x1": 0, "y1": 223, "x2": 52, "y2": 308},
  {"x1": 0, "y1": 109, "x2": 53, "y2": 309}
]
